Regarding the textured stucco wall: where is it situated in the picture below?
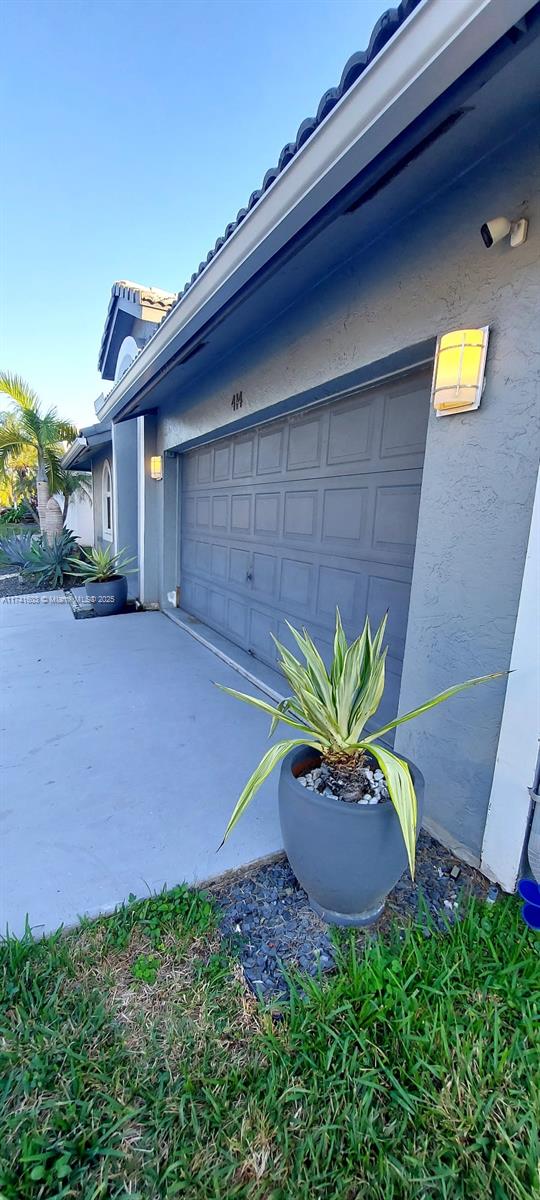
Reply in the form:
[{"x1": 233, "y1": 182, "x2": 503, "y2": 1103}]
[
  {"x1": 151, "y1": 120, "x2": 539, "y2": 859},
  {"x1": 54, "y1": 487, "x2": 94, "y2": 545}
]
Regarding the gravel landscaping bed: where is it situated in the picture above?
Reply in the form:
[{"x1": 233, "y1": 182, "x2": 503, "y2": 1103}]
[
  {"x1": 209, "y1": 831, "x2": 489, "y2": 998},
  {"x1": 0, "y1": 566, "x2": 65, "y2": 599}
]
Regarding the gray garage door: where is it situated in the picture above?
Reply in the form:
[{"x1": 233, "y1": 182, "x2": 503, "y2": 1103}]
[{"x1": 181, "y1": 368, "x2": 430, "y2": 728}]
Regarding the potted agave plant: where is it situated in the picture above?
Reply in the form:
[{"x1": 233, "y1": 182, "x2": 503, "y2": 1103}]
[
  {"x1": 220, "y1": 610, "x2": 500, "y2": 926},
  {"x1": 69, "y1": 545, "x2": 136, "y2": 616}
]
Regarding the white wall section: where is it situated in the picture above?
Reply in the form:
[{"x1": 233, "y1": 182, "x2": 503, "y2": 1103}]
[{"x1": 480, "y1": 468, "x2": 540, "y2": 891}]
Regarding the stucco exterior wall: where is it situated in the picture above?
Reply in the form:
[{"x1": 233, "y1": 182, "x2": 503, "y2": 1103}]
[
  {"x1": 152, "y1": 121, "x2": 539, "y2": 860},
  {"x1": 53, "y1": 487, "x2": 94, "y2": 546}
]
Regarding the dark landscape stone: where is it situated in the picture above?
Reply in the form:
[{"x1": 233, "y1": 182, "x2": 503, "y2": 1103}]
[{"x1": 208, "y1": 831, "x2": 488, "y2": 999}]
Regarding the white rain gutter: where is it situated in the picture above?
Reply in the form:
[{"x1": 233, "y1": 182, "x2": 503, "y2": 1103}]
[
  {"x1": 61, "y1": 437, "x2": 87, "y2": 468},
  {"x1": 98, "y1": 0, "x2": 533, "y2": 424}
]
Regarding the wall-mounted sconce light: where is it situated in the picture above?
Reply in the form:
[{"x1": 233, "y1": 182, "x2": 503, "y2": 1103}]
[
  {"x1": 150, "y1": 455, "x2": 163, "y2": 480},
  {"x1": 431, "y1": 327, "x2": 490, "y2": 417}
]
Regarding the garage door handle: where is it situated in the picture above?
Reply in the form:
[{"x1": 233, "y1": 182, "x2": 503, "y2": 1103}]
[{"x1": 246, "y1": 570, "x2": 253, "y2": 581}]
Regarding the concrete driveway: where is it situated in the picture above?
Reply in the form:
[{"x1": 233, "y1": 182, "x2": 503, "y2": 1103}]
[{"x1": 0, "y1": 595, "x2": 283, "y2": 937}]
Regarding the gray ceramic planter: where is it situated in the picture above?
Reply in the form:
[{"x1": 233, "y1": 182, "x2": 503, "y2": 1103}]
[
  {"x1": 279, "y1": 745, "x2": 424, "y2": 927},
  {"x1": 85, "y1": 575, "x2": 127, "y2": 616}
]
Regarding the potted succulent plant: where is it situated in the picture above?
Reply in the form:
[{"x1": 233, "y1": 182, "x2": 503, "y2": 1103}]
[
  {"x1": 220, "y1": 611, "x2": 501, "y2": 926},
  {"x1": 69, "y1": 545, "x2": 136, "y2": 616}
]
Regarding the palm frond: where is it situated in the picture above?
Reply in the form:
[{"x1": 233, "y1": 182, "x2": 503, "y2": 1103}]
[
  {"x1": 0, "y1": 419, "x2": 31, "y2": 480},
  {"x1": 57, "y1": 470, "x2": 92, "y2": 502},
  {"x1": 0, "y1": 374, "x2": 78, "y2": 496},
  {"x1": 0, "y1": 372, "x2": 40, "y2": 410},
  {"x1": 42, "y1": 446, "x2": 66, "y2": 494}
]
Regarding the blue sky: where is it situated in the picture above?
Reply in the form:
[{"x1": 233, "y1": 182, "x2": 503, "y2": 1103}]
[{"x1": 1, "y1": 0, "x2": 386, "y2": 427}]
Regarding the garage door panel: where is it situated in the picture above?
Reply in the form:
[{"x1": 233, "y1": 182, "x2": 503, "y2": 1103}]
[
  {"x1": 321, "y1": 485, "x2": 369, "y2": 544},
  {"x1": 279, "y1": 557, "x2": 316, "y2": 612},
  {"x1": 232, "y1": 435, "x2": 255, "y2": 478},
  {"x1": 327, "y1": 394, "x2": 375, "y2": 465},
  {"x1": 286, "y1": 412, "x2": 324, "y2": 471},
  {"x1": 317, "y1": 564, "x2": 368, "y2": 624},
  {"x1": 211, "y1": 495, "x2": 228, "y2": 529},
  {"x1": 372, "y1": 482, "x2": 422, "y2": 558},
  {"x1": 196, "y1": 447, "x2": 212, "y2": 484},
  {"x1": 283, "y1": 489, "x2": 318, "y2": 539},
  {"x1": 257, "y1": 424, "x2": 285, "y2": 474},
  {"x1": 182, "y1": 537, "x2": 198, "y2": 570},
  {"x1": 195, "y1": 496, "x2": 210, "y2": 529},
  {"x1": 210, "y1": 543, "x2": 228, "y2": 580},
  {"x1": 195, "y1": 541, "x2": 211, "y2": 573},
  {"x1": 254, "y1": 492, "x2": 281, "y2": 535},
  {"x1": 250, "y1": 608, "x2": 279, "y2": 658},
  {"x1": 230, "y1": 494, "x2": 252, "y2": 532},
  {"x1": 181, "y1": 370, "x2": 430, "y2": 722},
  {"x1": 213, "y1": 443, "x2": 231, "y2": 481},
  {"x1": 380, "y1": 379, "x2": 430, "y2": 460},
  {"x1": 209, "y1": 589, "x2": 227, "y2": 627},
  {"x1": 193, "y1": 580, "x2": 209, "y2": 615},
  {"x1": 229, "y1": 547, "x2": 251, "y2": 585},
  {"x1": 228, "y1": 597, "x2": 249, "y2": 641},
  {"x1": 252, "y1": 551, "x2": 277, "y2": 596},
  {"x1": 183, "y1": 496, "x2": 196, "y2": 527}
]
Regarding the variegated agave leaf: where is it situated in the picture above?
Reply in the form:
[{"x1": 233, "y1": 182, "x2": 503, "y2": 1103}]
[{"x1": 219, "y1": 607, "x2": 505, "y2": 873}]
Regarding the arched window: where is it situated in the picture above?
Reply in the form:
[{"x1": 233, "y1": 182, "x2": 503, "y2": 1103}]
[
  {"x1": 114, "y1": 335, "x2": 138, "y2": 382},
  {"x1": 102, "y1": 459, "x2": 113, "y2": 541}
]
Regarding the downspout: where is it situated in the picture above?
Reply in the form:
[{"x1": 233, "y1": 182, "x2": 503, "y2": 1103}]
[{"x1": 526, "y1": 751, "x2": 540, "y2": 881}]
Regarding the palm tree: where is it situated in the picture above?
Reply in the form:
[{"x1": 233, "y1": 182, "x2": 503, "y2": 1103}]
[
  {"x1": 57, "y1": 468, "x2": 92, "y2": 523},
  {"x1": 0, "y1": 373, "x2": 77, "y2": 532}
]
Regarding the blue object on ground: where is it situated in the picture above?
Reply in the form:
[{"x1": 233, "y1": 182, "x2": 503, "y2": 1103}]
[{"x1": 518, "y1": 879, "x2": 540, "y2": 930}]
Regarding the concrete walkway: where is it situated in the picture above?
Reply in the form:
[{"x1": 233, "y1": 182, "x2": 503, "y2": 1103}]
[{"x1": 0, "y1": 595, "x2": 283, "y2": 937}]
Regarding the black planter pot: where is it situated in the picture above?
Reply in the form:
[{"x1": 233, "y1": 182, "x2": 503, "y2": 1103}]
[
  {"x1": 279, "y1": 746, "x2": 424, "y2": 927},
  {"x1": 85, "y1": 575, "x2": 128, "y2": 616}
]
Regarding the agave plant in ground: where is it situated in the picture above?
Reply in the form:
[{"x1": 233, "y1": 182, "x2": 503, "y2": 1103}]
[
  {"x1": 0, "y1": 530, "x2": 37, "y2": 567},
  {"x1": 220, "y1": 610, "x2": 502, "y2": 890},
  {"x1": 23, "y1": 529, "x2": 79, "y2": 589}
]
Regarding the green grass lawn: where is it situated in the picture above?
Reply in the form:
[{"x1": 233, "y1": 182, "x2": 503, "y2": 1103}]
[{"x1": 1, "y1": 888, "x2": 538, "y2": 1200}]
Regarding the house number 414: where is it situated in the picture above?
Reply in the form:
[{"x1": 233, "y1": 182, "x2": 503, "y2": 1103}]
[{"x1": 231, "y1": 391, "x2": 243, "y2": 412}]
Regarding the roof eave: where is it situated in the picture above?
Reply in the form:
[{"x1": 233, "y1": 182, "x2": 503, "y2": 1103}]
[
  {"x1": 61, "y1": 437, "x2": 88, "y2": 469},
  {"x1": 98, "y1": 0, "x2": 534, "y2": 425}
]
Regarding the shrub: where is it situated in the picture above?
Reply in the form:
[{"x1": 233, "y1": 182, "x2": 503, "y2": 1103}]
[
  {"x1": 23, "y1": 529, "x2": 78, "y2": 589},
  {"x1": 0, "y1": 502, "x2": 35, "y2": 524},
  {"x1": 0, "y1": 530, "x2": 37, "y2": 567}
]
